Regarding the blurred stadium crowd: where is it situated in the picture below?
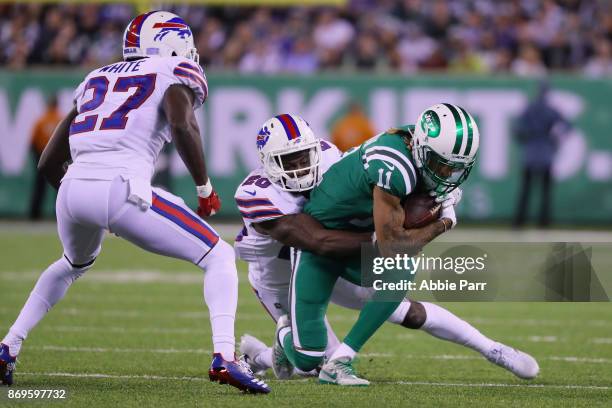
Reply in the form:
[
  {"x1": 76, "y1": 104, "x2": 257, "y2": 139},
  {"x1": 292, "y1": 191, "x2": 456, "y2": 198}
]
[{"x1": 0, "y1": 0, "x2": 610, "y2": 76}]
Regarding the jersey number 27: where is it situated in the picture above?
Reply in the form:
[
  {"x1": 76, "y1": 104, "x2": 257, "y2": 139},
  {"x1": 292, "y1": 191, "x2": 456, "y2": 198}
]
[{"x1": 69, "y1": 74, "x2": 156, "y2": 135}]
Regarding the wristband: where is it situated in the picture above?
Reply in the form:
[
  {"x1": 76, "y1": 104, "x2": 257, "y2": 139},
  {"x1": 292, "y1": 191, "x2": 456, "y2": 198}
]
[{"x1": 196, "y1": 180, "x2": 213, "y2": 198}]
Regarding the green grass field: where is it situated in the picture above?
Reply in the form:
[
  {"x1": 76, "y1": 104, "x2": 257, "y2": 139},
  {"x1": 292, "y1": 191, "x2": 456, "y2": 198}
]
[{"x1": 0, "y1": 228, "x2": 610, "y2": 407}]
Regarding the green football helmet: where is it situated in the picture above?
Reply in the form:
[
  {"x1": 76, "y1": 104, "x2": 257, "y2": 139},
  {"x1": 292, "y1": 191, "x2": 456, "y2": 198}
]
[{"x1": 413, "y1": 103, "x2": 480, "y2": 194}]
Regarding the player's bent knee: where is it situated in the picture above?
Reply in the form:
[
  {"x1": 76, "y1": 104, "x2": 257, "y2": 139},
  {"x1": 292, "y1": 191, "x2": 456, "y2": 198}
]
[
  {"x1": 198, "y1": 239, "x2": 234, "y2": 268},
  {"x1": 401, "y1": 301, "x2": 427, "y2": 329},
  {"x1": 293, "y1": 351, "x2": 324, "y2": 372},
  {"x1": 62, "y1": 254, "x2": 96, "y2": 280}
]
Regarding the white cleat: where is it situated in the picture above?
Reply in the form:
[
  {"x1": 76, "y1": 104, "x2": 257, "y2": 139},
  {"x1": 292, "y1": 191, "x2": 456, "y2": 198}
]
[
  {"x1": 272, "y1": 315, "x2": 294, "y2": 379},
  {"x1": 319, "y1": 357, "x2": 370, "y2": 386},
  {"x1": 239, "y1": 334, "x2": 270, "y2": 375},
  {"x1": 485, "y1": 342, "x2": 540, "y2": 379}
]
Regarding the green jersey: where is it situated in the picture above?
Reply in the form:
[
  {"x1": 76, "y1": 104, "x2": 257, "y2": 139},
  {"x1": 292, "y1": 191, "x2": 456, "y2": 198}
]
[{"x1": 305, "y1": 125, "x2": 418, "y2": 231}]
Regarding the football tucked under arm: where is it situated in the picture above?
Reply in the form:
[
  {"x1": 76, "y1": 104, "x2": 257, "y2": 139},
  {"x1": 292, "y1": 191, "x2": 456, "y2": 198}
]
[
  {"x1": 252, "y1": 213, "x2": 372, "y2": 258},
  {"x1": 372, "y1": 187, "x2": 448, "y2": 257},
  {"x1": 402, "y1": 193, "x2": 442, "y2": 229}
]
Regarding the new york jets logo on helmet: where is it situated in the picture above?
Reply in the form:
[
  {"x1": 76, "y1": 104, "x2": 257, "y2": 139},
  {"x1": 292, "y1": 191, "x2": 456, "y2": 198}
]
[
  {"x1": 420, "y1": 110, "x2": 441, "y2": 138},
  {"x1": 413, "y1": 103, "x2": 480, "y2": 194}
]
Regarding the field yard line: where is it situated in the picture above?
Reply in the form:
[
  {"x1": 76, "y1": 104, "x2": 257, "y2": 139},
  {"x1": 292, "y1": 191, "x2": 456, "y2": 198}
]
[
  {"x1": 0, "y1": 307, "x2": 271, "y2": 321},
  {"x1": 46, "y1": 325, "x2": 210, "y2": 335},
  {"x1": 16, "y1": 371, "x2": 611, "y2": 390},
  {"x1": 2, "y1": 306, "x2": 609, "y2": 327},
  {"x1": 36, "y1": 345, "x2": 211, "y2": 354},
  {"x1": 28, "y1": 345, "x2": 612, "y2": 364},
  {"x1": 465, "y1": 317, "x2": 610, "y2": 327},
  {"x1": 0, "y1": 270, "x2": 203, "y2": 284},
  {"x1": 391, "y1": 381, "x2": 611, "y2": 391},
  {"x1": 19, "y1": 371, "x2": 208, "y2": 382},
  {"x1": 30, "y1": 325, "x2": 612, "y2": 347},
  {"x1": 548, "y1": 356, "x2": 612, "y2": 364}
]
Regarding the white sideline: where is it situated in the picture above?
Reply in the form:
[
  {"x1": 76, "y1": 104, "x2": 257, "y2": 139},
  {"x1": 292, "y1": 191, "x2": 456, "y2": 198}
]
[
  {"x1": 16, "y1": 371, "x2": 611, "y2": 390},
  {"x1": 25, "y1": 345, "x2": 612, "y2": 364}
]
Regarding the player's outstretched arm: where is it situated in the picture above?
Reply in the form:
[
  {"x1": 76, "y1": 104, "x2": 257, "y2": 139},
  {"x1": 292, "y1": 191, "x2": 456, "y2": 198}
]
[
  {"x1": 163, "y1": 84, "x2": 207, "y2": 186},
  {"x1": 373, "y1": 186, "x2": 450, "y2": 257},
  {"x1": 38, "y1": 106, "x2": 78, "y2": 189},
  {"x1": 252, "y1": 213, "x2": 372, "y2": 258}
]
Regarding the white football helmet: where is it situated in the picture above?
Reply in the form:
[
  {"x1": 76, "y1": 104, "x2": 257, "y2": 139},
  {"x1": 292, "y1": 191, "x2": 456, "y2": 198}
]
[
  {"x1": 256, "y1": 114, "x2": 322, "y2": 192},
  {"x1": 123, "y1": 11, "x2": 199, "y2": 63},
  {"x1": 413, "y1": 103, "x2": 480, "y2": 194}
]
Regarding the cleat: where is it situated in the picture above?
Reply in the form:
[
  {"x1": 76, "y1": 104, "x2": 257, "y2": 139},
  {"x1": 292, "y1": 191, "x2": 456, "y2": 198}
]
[
  {"x1": 272, "y1": 315, "x2": 294, "y2": 379},
  {"x1": 208, "y1": 353, "x2": 270, "y2": 394},
  {"x1": 485, "y1": 342, "x2": 540, "y2": 380},
  {"x1": 240, "y1": 334, "x2": 270, "y2": 375},
  {"x1": 0, "y1": 343, "x2": 16, "y2": 386},
  {"x1": 319, "y1": 357, "x2": 370, "y2": 386}
]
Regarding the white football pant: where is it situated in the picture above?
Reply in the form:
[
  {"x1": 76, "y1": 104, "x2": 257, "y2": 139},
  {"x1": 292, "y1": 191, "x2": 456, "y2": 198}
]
[{"x1": 4, "y1": 176, "x2": 238, "y2": 360}]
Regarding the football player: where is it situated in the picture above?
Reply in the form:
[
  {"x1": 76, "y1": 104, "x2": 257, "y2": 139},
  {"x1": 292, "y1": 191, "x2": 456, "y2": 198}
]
[
  {"x1": 234, "y1": 114, "x2": 376, "y2": 377},
  {"x1": 272, "y1": 104, "x2": 539, "y2": 386},
  {"x1": 235, "y1": 113, "x2": 538, "y2": 383},
  {"x1": 0, "y1": 11, "x2": 268, "y2": 394}
]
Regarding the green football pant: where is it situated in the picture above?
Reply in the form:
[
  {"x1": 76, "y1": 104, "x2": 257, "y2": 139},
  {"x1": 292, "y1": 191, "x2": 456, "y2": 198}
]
[{"x1": 282, "y1": 250, "x2": 407, "y2": 372}]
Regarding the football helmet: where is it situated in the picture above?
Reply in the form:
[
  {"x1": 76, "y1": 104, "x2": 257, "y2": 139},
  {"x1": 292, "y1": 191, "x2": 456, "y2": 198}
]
[
  {"x1": 413, "y1": 103, "x2": 480, "y2": 194},
  {"x1": 123, "y1": 11, "x2": 199, "y2": 63},
  {"x1": 257, "y1": 114, "x2": 322, "y2": 192}
]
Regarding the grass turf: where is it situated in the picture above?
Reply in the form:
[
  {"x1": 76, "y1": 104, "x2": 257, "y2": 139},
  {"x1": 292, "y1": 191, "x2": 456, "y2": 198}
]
[{"x1": 0, "y1": 231, "x2": 610, "y2": 407}]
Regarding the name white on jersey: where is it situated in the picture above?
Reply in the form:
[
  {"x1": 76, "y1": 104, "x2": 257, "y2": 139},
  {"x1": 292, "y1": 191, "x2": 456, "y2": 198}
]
[
  {"x1": 234, "y1": 140, "x2": 341, "y2": 291},
  {"x1": 64, "y1": 56, "x2": 207, "y2": 181}
]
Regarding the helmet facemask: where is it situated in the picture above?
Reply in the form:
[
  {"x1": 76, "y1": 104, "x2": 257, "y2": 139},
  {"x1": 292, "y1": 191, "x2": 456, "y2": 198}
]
[
  {"x1": 168, "y1": 44, "x2": 199, "y2": 63},
  {"x1": 263, "y1": 140, "x2": 322, "y2": 192},
  {"x1": 416, "y1": 146, "x2": 475, "y2": 195}
]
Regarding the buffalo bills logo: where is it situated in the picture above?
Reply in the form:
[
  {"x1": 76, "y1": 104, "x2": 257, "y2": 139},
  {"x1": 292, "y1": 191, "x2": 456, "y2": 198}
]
[
  {"x1": 257, "y1": 126, "x2": 271, "y2": 150},
  {"x1": 153, "y1": 17, "x2": 192, "y2": 41}
]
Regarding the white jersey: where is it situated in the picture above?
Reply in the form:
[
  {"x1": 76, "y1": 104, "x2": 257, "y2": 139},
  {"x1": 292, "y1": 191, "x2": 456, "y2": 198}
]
[
  {"x1": 64, "y1": 56, "x2": 207, "y2": 182},
  {"x1": 234, "y1": 140, "x2": 341, "y2": 292}
]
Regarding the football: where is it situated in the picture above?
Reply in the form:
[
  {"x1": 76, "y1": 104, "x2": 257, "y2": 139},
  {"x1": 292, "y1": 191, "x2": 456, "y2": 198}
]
[{"x1": 403, "y1": 193, "x2": 441, "y2": 229}]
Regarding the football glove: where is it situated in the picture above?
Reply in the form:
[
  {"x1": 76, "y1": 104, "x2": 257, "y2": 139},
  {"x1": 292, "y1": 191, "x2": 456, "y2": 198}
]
[
  {"x1": 439, "y1": 204, "x2": 457, "y2": 229},
  {"x1": 433, "y1": 187, "x2": 462, "y2": 208},
  {"x1": 196, "y1": 181, "x2": 221, "y2": 217}
]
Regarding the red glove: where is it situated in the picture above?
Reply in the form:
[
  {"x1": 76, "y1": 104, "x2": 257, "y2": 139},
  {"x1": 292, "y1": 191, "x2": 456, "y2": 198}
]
[{"x1": 196, "y1": 182, "x2": 221, "y2": 217}]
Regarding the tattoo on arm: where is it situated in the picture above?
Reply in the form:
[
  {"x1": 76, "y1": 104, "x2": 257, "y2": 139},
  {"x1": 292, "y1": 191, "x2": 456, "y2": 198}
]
[{"x1": 373, "y1": 186, "x2": 446, "y2": 257}]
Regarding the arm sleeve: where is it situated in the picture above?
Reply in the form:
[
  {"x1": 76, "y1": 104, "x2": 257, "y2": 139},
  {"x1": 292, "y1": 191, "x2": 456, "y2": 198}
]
[{"x1": 170, "y1": 58, "x2": 208, "y2": 109}]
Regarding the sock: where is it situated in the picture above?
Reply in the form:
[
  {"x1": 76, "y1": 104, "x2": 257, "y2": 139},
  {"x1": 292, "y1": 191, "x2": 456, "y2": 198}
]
[
  {"x1": 324, "y1": 316, "x2": 340, "y2": 358},
  {"x1": 388, "y1": 300, "x2": 411, "y2": 324},
  {"x1": 2, "y1": 257, "x2": 86, "y2": 356},
  {"x1": 420, "y1": 302, "x2": 495, "y2": 354},
  {"x1": 254, "y1": 347, "x2": 273, "y2": 369},
  {"x1": 281, "y1": 329, "x2": 322, "y2": 372},
  {"x1": 329, "y1": 342, "x2": 356, "y2": 361},
  {"x1": 199, "y1": 241, "x2": 238, "y2": 361}
]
